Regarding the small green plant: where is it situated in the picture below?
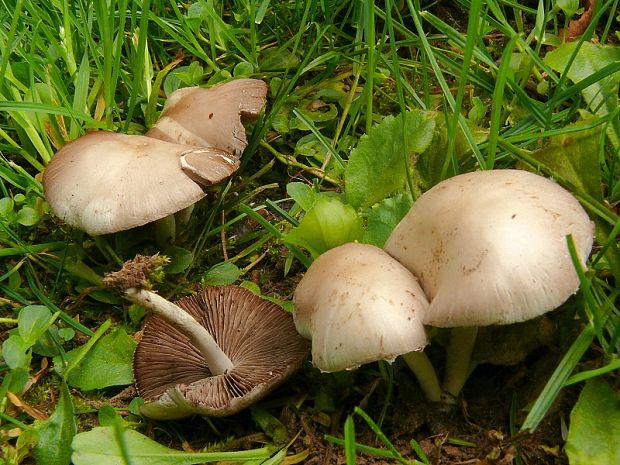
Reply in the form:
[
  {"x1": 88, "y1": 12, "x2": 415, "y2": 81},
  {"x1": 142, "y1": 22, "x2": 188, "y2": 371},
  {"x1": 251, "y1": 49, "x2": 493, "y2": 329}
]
[
  {"x1": 0, "y1": 193, "x2": 45, "y2": 231},
  {"x1": 279, "y1": 110, "x2": 440, "y2": 260}
]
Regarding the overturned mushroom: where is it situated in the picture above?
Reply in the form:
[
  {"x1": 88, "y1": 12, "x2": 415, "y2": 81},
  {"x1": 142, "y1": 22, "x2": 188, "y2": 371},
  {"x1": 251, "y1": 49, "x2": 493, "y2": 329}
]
[
  {"x1": 384, "y1": 169, "x2": 594, "y2": 399},
  {"x1": 105, "y1": 256, "x2": 309, "y2": 419},
  {"x1": 146, "y1": 78, "x2": 268, "y2": 157},
  {"x1": 294, "y1": 242, "x2": 442, "y2": 402},
  {"x1": 42, "y1": 131, "x2": 238, "y2": 238}
]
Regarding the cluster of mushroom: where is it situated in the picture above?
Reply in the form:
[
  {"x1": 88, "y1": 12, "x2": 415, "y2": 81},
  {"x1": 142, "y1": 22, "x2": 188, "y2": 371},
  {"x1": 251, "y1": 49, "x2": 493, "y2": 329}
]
[
  {"x1": 43, "y1": 79, "x2": 268, "y2": 243},
  {"x1": 293, "y1": 169, "x2": 594, "y2": 402},
  {"x1": 42, "y1": 79, "x2": 312, "y2": 420}
]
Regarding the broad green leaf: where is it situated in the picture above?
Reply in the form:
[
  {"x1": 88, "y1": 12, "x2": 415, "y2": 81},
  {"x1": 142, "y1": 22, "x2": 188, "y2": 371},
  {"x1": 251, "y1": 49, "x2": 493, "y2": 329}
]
[
  {"x1": 565, "y1": 378, "x2": 620, "y2": 465},
  {"x1": 16, "y1": 206, "x2": 39, "y2": 226},
  {"x1": 98, "y1": 405, "x2": 131, "y2": 428},
  {"x1": 260, "y1": 47, "x2": 300, "y2": 71},
  {"x1": 58, "y1": 327, "x2": 75, "y2": 341},
  {"x1": 286, "y1": 182, "x2": 316, "y2": 212},
  {"x1": 54, "y1": 328, "x2": 135, "y2": 390},
  {"x1": 362, "y1": 193, "x2": 413, "y2": 248},
  {"x1": 185, "y1": 1, "x2": 206, "y2": 31},
  {"x1": 240, "y1": 280, "x2": 262, "y2": 295},
  {"x1": 233, "y1": 61, "x2": 254, "y2": 77},
  {"x1": 33, "y1": 326, "x2": 63, "y2": 357},
  {"x1": 295, "y1": 133, "x2": 329, "y2": 162},
  {"x1": 201, "y1": 262, "x2": 241, "y2": 286},
  {"x1": 284, "y1": 195, "x2": 364, "y2": 258},
  {"x1": 544, "y1": 42, "x2": 620, "y2": 150},
  {"x1": 71, "y1": 426, "x2": 273, "y2": 465},
  {"x1": 468, "y1": 96, "x2": 485, "y2": 125},
  {"x1": 163, "y1": 63, "x2": 204, "y2": 96},
  {"x1": 556, "y1": 0, "x2": 579, "y2": 17},
  {"x1": 0, "y1": 197, "x2": 14, "y2": 217},
  {"x1": 271, "y1": 111, "x2": 290, "y2": 133},
  {"x1": 164, "y1": 246, "x2": 194, "y2": 274},
  {"x1": 32, "y1": 381, "x2": 76, "y2": 465},
  {"x1": 18, "y1": 305, "x2": 53, "y2": 346},
  {"x1": 345, "y1": 111, "x2": 435, "y2": 209},
  {"x1": 2, "y1": 333, "x2": 32, "y2": 370},
  {"x1": 5, "y1": 368, "x2": 29, "y2": 394},
  {"x1": 526, "y1": 122, "x2": 603, "y2": 200},
  {"x1": 251, "y1": 407, "x2": 289, "y2": 446}
]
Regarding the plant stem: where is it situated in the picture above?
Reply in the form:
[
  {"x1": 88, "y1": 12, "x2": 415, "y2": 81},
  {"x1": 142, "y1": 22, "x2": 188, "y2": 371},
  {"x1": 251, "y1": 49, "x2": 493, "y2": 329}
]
[
  {"x1": 401, "y1": 350, "x2": 442, "y2": 402},
  {"x1": 442, "y1": 326, "x2": 479, "y2": 397},
  {"x1": 124, "y1": 287, "x2": 234, "y2": 375}
]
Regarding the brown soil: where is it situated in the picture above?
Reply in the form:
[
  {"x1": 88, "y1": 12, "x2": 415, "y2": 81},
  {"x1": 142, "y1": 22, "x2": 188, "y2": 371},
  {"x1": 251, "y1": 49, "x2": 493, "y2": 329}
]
[{"x1": 134, "y1": 341, "x2": 573, "y2": 465}]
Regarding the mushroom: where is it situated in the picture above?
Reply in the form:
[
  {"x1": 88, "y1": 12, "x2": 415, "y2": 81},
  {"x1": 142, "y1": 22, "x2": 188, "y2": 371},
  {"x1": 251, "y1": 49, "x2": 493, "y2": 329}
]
[
  {"x1": 104, "y1": 255, "x2": 309, "y2": 419},
  {"x1": 43, "y1": 79, "x2": 268, "y2": 242},
  {"x1": 42, "y1": 131, "x2": 238, "y2": 238},
  {"x1": 146, "y1": 78, "x2": 268, "y2": 157},
  {"x1": 294, "y1": 242, "x2": 442, "y2": 402},
  {"x1": 383, "y1": 169, "x2": 594, "y2": 399}
]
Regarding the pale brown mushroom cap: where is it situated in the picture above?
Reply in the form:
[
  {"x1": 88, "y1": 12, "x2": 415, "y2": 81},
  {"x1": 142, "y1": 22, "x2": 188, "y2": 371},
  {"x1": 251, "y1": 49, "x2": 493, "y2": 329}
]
[
  {"x1": 42, "y1": 132, "x2": 239, "y2": 235},
  {"x1": 294, "y1": 243, "x2": 429, "y2": 372},
  {"x1": 384, "y1": 169, "x2": 594, "y2": 327},
  {"x1": 133, "y1": 286, "x2": 310, "y2": 420},
  {"x1": 146, "y1": 79, "x2": 268, "y2": 156}
]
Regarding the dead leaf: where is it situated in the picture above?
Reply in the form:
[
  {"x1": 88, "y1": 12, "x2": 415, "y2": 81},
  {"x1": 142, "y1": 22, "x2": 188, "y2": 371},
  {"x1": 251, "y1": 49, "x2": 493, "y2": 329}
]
[
  {"x1": 6, "y1": 391, "x2": 48, "y2": 421},
  {"x1": 22, "y1": 357, "x2": 50, "y2": 394},
  {"x1": 561, "y1": 0, "x2": 596, "y2": 41}
]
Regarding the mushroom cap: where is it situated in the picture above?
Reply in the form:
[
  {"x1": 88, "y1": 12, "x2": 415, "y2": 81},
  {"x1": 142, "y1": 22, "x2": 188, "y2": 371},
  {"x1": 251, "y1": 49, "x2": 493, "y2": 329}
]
[
  {"x1": 42, "y1": 131, "x2": 239, "y2": 235},
  {"x1": 384, "y1": 169, "x2": 594, "y2": 327},
  {"x1": 146, "y1": 79, "x2": 268, "y2": 156},
  {"x1": 133, "y1": 286, "x2": 310, "y2": 420},
  {"x1": 294, "y1": 242, "x2": 429, "y2": 372}
]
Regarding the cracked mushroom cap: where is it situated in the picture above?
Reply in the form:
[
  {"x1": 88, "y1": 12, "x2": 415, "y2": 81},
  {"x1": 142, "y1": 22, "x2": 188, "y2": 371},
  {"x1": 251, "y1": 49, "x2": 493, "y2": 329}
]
[
  {"x1": 384, "y1": 169, "x2": 594, "y2": 327},
  {"x1": 146, "y1": 79, "x2": 268, "y2": 156},
  {"x1": 42, "y1": 131, "x2": 239, "y2": 235},
  {"x1": 133, "y1": 285, "x2": 310, "y2": 420},
  {"x1": 294, "y1": 242, "x2": 429, "y2": 372}
]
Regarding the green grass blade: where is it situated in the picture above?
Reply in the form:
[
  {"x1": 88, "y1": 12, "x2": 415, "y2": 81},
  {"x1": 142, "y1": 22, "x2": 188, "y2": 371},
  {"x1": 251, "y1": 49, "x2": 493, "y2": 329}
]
[
  {"x1": 344, "y1": 414, "x2": 356, "y2": 465},
  {"x1": 485, "y1": 34, "x2": 520, "y2": 168},
  {"x1": 353, "y1": 407, "x2": 407, "y2": 464},
  {"x1": 324, "y1": 435, "x2": 412, "y2": 461},
  {"x1": 444, "y1": 0, "x2": 484, "y2": 175},
  {"x1": 70, "y1": 52, "x2": 91, "y2": 139},
  {"x1": 407, "y1": 0, "x2": 484, "y2": 176},
  {"x1": 238, "y1": 203, "x2": 312, "y2": 268},
  {"x1": 123, "y1": 0, "x2": 151, "y2": 133},
  {"x1": 0, "y1": 0, "x2": 25, "y2": 91},
  {"x1": 384, "y1": 0, "x2": 416, "y2": 200},
  {"x1": 291, "y1": 108, "x2": 344, "y2": 168},
  {"x1": 362, "y1": 0, "x2": 375, "y2": 134},
  {"x1": 24, "y1": 264, "x2": 94, "y2": 337},
  {"x1": 564, "y1": 357, "x2": 620, "y2": 386}
]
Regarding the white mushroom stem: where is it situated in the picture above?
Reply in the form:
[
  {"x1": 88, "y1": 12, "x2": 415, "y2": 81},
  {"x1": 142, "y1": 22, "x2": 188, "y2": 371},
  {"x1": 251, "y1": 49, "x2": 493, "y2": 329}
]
[
  {"x1": 441, "y1": 326, "x2": 479, "y2": 397},
  {"x1": 401, "y1": 350, "x2": 442, "y2": 402},
  {"x1": 125, "y1": 287, "x2": 234, "y2": 375},
  {"x1": 154, "y1": 215, "x2": 177, "y2": 247}
]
